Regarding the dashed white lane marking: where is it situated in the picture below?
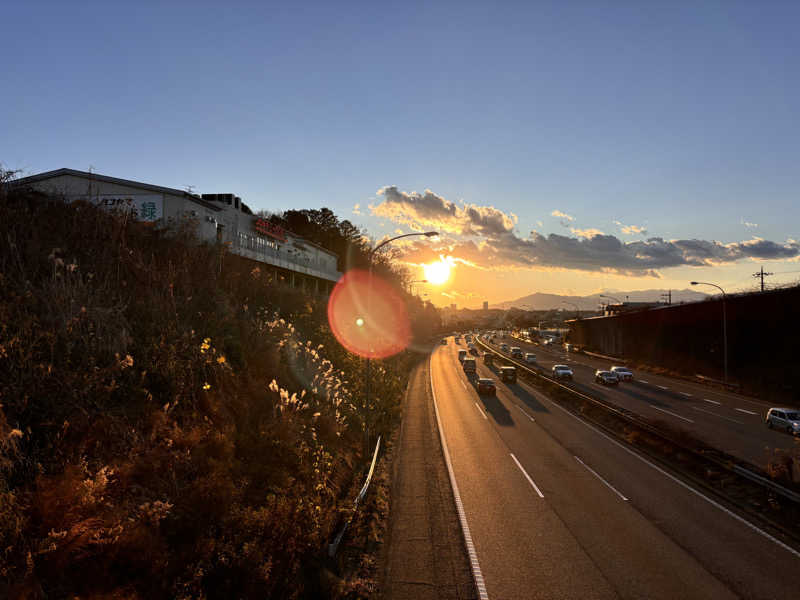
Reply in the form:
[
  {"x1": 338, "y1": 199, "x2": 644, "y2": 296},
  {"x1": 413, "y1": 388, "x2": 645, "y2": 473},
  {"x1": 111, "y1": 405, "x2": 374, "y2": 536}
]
[
  {"x1": 575, "y1": 456, "x2": 628, "y2": 501},
  {"x1": 656, "y1": 385, "x2": 669, "y2": 390},
  {"x1": 536, "y1": 389, "x2": 800, "y2": 559},
  {"x1": 474, "y1": 402, "x2": 488, "y2": 420},
  {"x1": 461, "y1": 380, "x2": 468, "y2": 391},
  {"x1": 510, "y1": 453, "x2": 545, "y2": 498},
  {"x1": 691, "y1": 406, "x2": 744, "y2": 425},
  {"x1": 679, "y1": 392, "x2": 692, "y2": 397},
  {"x1": 703, "y1": 398, "x2": 722, "y2": 405},
  {"x1": 430, "y1": 362, "x2": 490, "y2": 599},
  {"x1": 735, "y1": 408, "x2": 758, "y2": 416},
  {"x1": 516, "y1": 404, "x2": 536, "y2": 422},
  {"x1": 651, "y1": 405, "x2": 695, "y2": 423},
  {"x1": 638, "y1": 380, "x2": 649, "y2": 384}
]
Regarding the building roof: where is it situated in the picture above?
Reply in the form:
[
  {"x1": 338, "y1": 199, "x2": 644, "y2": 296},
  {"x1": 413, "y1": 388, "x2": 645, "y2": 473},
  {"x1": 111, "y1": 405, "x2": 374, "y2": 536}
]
[{"x1": 12, "y1": 168, "x2": 222, "y2": 212}]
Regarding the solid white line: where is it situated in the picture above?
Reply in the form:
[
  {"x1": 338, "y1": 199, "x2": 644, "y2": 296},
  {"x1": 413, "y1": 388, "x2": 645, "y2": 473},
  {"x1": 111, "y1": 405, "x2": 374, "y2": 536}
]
[
  {"x1": 679, "y1": 392, "x2": 692, "y2": 397},
  {"x1": 531, "y1": 383, "x2": 800, "y2": 559},
  {"x1": 657, "y1": 385, "x2": 669, "y2": 390},
  {"x1": 516, "y1": 404, "x2": 535, "y2": 422},
  {"x1": 651, "y1": 405, "x2": 695, "y2": 423},
  {"x1": 510, "y1": 453, "x2": 545, "y2": 498},
  {"x1": 703, "y1": 398, "x2": 722, "y2": 405},
  {"x1": 690, "y1": 406, "x2": 744, "y2": 425},
  {"x1": 575, "y1": 456, "x2": 628, "y2": 501},
  {"x1": 735, "y1": 408, "x2": 758, "y2": 416},
  {"x1": 474, "y1": 402, "x2": 488, "y2": 420},
  {"x1": 430, "y1": 361, "x2": 490, "y2": 599}
]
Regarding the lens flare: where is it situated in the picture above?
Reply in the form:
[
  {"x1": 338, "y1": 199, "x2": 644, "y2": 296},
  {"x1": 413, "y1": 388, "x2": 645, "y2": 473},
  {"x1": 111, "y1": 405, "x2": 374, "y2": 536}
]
[
  {"x1": 327, "y1": 269, "x2": 411, "y2": 358},
  {"x1": 423, "y1": 259, "x2": 451, "y2": 285}
]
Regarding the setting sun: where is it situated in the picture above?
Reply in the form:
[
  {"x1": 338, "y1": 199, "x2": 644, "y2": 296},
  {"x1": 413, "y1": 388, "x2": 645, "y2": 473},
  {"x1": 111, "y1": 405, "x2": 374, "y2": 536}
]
[{"x1": 423, "y1": 259, "x2": 451, "y2": 285}]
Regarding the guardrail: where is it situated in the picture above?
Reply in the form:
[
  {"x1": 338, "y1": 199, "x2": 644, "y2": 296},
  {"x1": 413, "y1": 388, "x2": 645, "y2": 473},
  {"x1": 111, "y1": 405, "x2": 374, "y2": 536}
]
[
  {"x1": 476, "y1": 337, "x2": 800, "y2": 506},
  {"x1": 328, "y1": 435, "x2": 382, "y2": 558}
]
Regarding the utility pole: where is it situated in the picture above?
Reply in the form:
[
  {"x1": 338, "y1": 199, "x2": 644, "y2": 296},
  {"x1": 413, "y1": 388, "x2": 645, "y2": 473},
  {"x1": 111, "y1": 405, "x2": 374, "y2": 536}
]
[
  {"x1": 660, "y1": 290, "x2": 672, "y2": 305},
  {"x1": 752, "y1": 266, "x2": 773, "y2": 292}
]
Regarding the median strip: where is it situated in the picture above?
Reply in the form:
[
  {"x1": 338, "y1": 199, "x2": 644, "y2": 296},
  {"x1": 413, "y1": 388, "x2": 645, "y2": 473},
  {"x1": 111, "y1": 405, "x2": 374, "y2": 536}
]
[{"x1": 510, "y1": 453, "x2": 545, "y2": 498}]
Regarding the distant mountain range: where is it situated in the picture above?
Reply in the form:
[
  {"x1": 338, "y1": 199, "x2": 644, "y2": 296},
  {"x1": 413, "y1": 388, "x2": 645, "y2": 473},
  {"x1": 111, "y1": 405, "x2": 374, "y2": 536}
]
[{"x1": 491, "y1": 288, "x2": 709, "y2": 311}]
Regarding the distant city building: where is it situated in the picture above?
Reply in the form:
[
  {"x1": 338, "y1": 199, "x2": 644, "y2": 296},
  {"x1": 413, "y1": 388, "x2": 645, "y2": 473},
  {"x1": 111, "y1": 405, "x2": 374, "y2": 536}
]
[
  {"x1": 12, "y1": 168, "x2": 342, "y2": 293},
  {"x1": 451, "y1": 303, "x2": 457, "y2": 310},
  {"x1": 483, "y1": 301, "x2": 489, "y2": 311}
]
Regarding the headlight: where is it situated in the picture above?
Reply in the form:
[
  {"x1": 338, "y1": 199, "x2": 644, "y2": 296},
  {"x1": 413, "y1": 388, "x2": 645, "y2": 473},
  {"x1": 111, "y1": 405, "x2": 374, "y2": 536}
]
[{"x1": 793, "y1": 423, "x2": 800, "y2": 429}]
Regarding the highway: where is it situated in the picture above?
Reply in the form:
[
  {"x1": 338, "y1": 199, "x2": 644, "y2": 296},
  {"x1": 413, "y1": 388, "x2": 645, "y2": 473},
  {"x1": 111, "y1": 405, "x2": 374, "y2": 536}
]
[
  {"x1": 432, "y1": 337, "x2": 799, "y2": 599},
  {"x1": 480, "y1": 334, "x2": 797, "y2": 468}
]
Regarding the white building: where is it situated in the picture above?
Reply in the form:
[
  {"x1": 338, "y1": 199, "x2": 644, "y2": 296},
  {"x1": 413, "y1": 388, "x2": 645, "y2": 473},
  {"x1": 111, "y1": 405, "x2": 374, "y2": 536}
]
[{"x1": 13, "y1": 168, "x2": 342, "y2": 293}]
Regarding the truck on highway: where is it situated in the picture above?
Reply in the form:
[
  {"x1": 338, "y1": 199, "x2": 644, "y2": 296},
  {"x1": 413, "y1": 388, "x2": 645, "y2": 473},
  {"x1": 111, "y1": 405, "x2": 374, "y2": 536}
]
[
  {"x1": 458, "y1": 349, "x2": 467, "y2": 362},
  {"x1": 462, "y1": 358, "x2": 477, "y2": 374}
]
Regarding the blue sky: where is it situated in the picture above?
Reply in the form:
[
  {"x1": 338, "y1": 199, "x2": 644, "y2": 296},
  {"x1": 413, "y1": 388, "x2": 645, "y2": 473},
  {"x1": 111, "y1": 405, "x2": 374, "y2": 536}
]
[{"x1": 4, "y1": 1, "x2": 800, "y2": 306}]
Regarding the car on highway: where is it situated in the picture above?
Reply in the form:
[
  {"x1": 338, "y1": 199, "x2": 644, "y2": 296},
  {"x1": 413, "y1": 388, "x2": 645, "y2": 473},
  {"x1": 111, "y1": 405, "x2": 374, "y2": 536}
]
[
  {"x1": 464, "y1": 335, "x2": 472, "y2": 343},
  {"x1": 454, "y1": 335, "x2": 461, "y2": 343},
  {"x1": 500, "y1": 343, "x2": 509, "y2": 352},
  {"x1": 765, "y1": 408, "x2": 800, "y2": 435},
  {"x1": 458, "y1": 349, "x2": 467, "y2": 363},
  {"x1": 610, "y1": 366, "x2": 633, "y2": 381},
  {"x1": 552, "y1": 364, "x2": 573, "y2": 380},
  {"x1": 462, "y1": 357, "x2": 477, "y2": 374},
  {"x1": 483, "y1": 352, "x2": 495, "y2": 366},
  {"x1": 524, "y1": 352, "x2": 537, "y2": 364},
  {"x1": 595, "y1": 370, "x2": 620, "y2": 385},
  {"x1": 476, "y1": 378, "x2": 496, "y2": 395},
  {"x1": 500, "y1": 366, "x2": 517, "y2": 383},
  {"x1": 510, "y1": 347, "x2": 523, "y2": 358},
  {"x1": 441, "y1": 338, "x2": 448, "y2": 345}
]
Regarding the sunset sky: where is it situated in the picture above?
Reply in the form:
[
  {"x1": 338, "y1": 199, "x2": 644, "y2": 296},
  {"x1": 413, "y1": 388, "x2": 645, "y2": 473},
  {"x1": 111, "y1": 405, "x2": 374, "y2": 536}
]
[{"x1": 4, "y1": 1, "x2": 800, "y2": 307}]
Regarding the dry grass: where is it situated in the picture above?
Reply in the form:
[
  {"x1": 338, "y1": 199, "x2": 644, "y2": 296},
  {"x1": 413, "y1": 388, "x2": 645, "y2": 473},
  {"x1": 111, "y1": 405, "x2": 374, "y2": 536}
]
[{"x1": 0, "y1": 182, "x2": 422, "y2": 599}]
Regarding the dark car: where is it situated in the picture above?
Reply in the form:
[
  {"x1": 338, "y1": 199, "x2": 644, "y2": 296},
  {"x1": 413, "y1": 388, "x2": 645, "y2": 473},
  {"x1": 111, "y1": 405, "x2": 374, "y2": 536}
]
[
  {"x1": 477, "y1": 378, "x2": 496, "y2": 395},
  {"x1": 483, "y1": 352, "x2": 495, "y2": 366},
  {"x1": 594, "y1": 370, "x2": 619, "y2": 386},
  {"x1": 500, "y1": 366, "x2": 517, "y2": 383}
]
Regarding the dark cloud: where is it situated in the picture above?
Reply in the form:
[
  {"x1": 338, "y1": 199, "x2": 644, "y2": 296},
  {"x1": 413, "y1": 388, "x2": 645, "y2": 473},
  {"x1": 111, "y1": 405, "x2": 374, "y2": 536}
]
[
  {"x1": 373, "y1": 186, "x2": 515, "y2": 236},
  {"x1": 373, "y1": 186, "x2": 800, "y2": 276},
  {"x1": 399, "y1": 231, "x2": 800, "y2": 276}
]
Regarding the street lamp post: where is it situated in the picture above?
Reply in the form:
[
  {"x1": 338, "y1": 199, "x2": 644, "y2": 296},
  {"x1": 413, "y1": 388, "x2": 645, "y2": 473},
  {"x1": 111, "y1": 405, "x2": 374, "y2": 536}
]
[
  {"x1": 690, "y1": 281, "x2": 728, "y2": 383},
  {"x1": 364, "y1": 231, "x2": 438, "y2": 447}
]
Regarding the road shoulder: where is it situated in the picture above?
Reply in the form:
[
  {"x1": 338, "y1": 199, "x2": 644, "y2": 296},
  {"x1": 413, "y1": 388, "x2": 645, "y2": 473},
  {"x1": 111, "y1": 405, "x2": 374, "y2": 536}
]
[{"x1": 381, "y1": 357, "x2": 476, "y2": 600}]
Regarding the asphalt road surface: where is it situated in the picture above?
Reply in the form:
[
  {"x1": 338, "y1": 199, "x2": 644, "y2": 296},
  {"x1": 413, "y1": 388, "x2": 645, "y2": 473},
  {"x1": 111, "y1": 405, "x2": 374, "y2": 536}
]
[
  {"x1": 432, "y1": 337, "x2": 799, "y2": 599},
  {"x1": 480, "y1": 335, "x2": 797, "y2": 468}
]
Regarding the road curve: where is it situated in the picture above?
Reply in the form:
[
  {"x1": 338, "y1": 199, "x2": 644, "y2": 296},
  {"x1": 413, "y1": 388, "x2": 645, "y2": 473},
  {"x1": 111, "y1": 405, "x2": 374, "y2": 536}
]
[
  {"x1": 432, "y1": 337, "x2": 799, "y2": 599},
  {"x1": 483, "y1": 335, "x2": 796, "y2": 467}
]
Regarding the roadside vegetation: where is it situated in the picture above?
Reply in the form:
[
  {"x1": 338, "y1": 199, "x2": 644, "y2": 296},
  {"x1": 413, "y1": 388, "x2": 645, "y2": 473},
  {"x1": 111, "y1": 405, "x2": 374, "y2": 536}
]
[{"x1": 0, "y1": 172, "x2": 440, "y2": 599}]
